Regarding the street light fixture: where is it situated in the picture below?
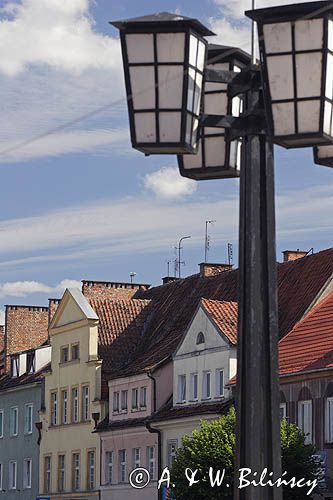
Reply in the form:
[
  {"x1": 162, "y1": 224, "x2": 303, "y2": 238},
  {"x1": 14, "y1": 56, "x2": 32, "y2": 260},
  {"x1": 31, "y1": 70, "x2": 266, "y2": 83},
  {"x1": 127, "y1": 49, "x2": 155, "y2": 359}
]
[{"x1": 314, "y1": 144, "x2": 333, "y2": 166}]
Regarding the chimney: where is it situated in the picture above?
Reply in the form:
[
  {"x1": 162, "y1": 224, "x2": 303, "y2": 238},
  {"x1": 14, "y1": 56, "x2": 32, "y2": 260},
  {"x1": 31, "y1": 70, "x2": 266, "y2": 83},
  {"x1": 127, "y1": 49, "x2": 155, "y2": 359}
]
[
  {"x1": 283, "y1": 249, "x2": 309, "y2": 262},
  {"x1": 199, "y1": 262, "x2": 233, "y2": 278},
  {"x1": 5, "y1": 305, "x2": 49, "y2": 373},
  {"x1": 48, "y1": 298, "x2": 61, "y2": 325},
  {"x1": 162, "y1": 276, "x2": 180, "y2": 285},
  {"x1": 82, "y1": 280, "x2": 151, "y2": 301}
]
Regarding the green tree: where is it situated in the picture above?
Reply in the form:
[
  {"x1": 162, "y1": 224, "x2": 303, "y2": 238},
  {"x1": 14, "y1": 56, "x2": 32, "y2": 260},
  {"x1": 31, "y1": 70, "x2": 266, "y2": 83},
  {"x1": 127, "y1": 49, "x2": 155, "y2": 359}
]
[{"x1": 171, "y1": 407, "x2": 320, "y2": 500}]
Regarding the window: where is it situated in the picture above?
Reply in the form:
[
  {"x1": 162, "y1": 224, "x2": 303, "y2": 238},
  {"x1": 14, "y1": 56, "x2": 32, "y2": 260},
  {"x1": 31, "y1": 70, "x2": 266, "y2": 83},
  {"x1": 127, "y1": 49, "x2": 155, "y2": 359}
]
[
  {"x1": 9, "y1": 461, "x2": 17, "y2": 490},
  {"x1": 121, "y1": 390, "x2": 128, "y2": 411},
  {"x1": 61, "y1": 390, "x2": 68, "y2": 424},
  {"x1": 44, "y1": 456, "x2": 51, "y2": 493},
  {"x1": 51, "y1": 392, "x2": 58, "y2": 425},
  {"x1": 113, "y1": 392, "x2": 120, "y2": 413},
  {"x1": 280, "y1": 403, "x2": 287, "y2": 420},
  {"x1": 133, "y1": 448, "x2": 140, "y2": 468},
  {"x1": 196, "y1": 332, "x2": 205, "y2": 345},
  {"x1": 60, "y1": 346, "x2": 69, "y2": 363},
  {"x1": 10, "y1": 407, "x2": 18, "y2": 436},
  {"x1": 11, "y1": 355, "x2": 19, "y2": 377},
  {"x1": 0, "y1": 410, "x2": 3, "y2": 438},
  {"x1": 326, "y1": 397, "x2": 333, "y2": 443},
  {"x1": 26, "y1": 351, "x2": 35, "y2": 374},
  {"x1": 72, "y1": 453, "x2": 80, "y2": 491},
  {"x1": 147, "y1": 446, "x2": 155, "y2": 478},
  {"x1": 202, "y1": 371, "x2": 211, "y2": 399},
  {"x1": 105, "y1": 451, "x2": 113, "y2": 485},
  {"x1": 87, "y1": 450, "x2": 95, "y2": 490},
  {"x1": 216, "y1": 369, "x2": 224, "y2": 397},
  {"x1": 72, "y1": 388, "x2": 79, "y2": 423},
  {"x1": 178, "y1": 375, "x2": 186, "y2": 403},
  {"x1": 298, "y1": 400, "x2": 312, "y2": 444},
  {"x1": 167, "y1": 440, "x2": 178, "y2": 468},
  {"x1": 119, "y1": 450, "x2": 126, "y2": 483},
  {"x1": 190, "y1": 373, "x2": 198, "y2": 401},
  {"x1": 132, "y1": 388, "x2": 139, "y2": 409},
  {"x1": 23, "y1": 458, "x2": 32, "y2": 489},
  {"x1": 58, "y1": 455, "x2": 65, "y2": 492},
  {"x1": 0, "y1": 463, "x2": 2, "y2": 491},
  {"x1": 82, "y1": 386, "x2": 90, "y2": 421},
  {"x1": 24, "y1": 403, "x2": 33, "y2": 434},
  {"x1": 140, "y1": 387, "x2": 147, "y2": 408},
  {"x1": 71, "y1": 343, "x2": 80, "y2": 361}
]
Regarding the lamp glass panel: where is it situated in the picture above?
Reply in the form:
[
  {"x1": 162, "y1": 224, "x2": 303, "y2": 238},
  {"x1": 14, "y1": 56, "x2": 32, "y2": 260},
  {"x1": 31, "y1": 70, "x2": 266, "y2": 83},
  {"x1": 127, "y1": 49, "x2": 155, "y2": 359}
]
[
  {"x1": 197, "y1": 40, "x2": 206, "y2": 72},
  {"x1": 229, "y1": 140, "x2": 241, "y2": 169},
  {"x1": 187, "y1": 68, "x2": 196, "y2": 111},
  {"x1": 272, "y1": 102, "x2": 295, "y2": 135},
  {"x1": 328, "y1": 19, "x2": 333, "y2": 51},
  {"x1": 186, "y1": 113, "x2": 193, "y2": 143},
  {"x1": 134, "y1": 113, "x2": 156, "y2": 142},
  {"x1": 126, "y1": 34, "x2": 154, "y2": 63},
  {"x1": 297, "y1": 100, "x2": 320, "y2": 133},
  {"x1": 296, "y1": 53, "x2": 322, "y2": 98},
  {"x1": 317, "y1": 145, "x2": 333, "y2": 159},
  {"x1": 183, "y1": 144, "x2": 203, "y2": 169},
  {"x1": 294, "y1": 19, "x2": 323, "y2": 51},
  {"x1": 130, "y1": 67, "x2": 155, "y2": 109},
  {"x1": 205, "y1": 127, "x2": 219, "y2": 136},
  {"x1": 189, "y1": 35, "x2": 199, "y2": 67},
  {"x1": 263, "y1": 22, "x2": 292, "y2": 53},
  {"x1": 157, "y1": 33, "x2": 185, "y2": 63},
  {"x1": 205, "y1": 93, "x2": 228, "y2": 115},
  {"x1": 205, "y1": 136, "x2": 226, "y2": 166},
  {"x1": 232, "y1": 96, "x2": 242, "y2": 117},
  {"x1": 323, "y1": 101, "x2": 333, "y2": 135},
  {"x1": 159, "y1": 112, "x2": 181, "y2": 142},
  {"x1": 326, "y1": 53, "x2": 333, "y2": 100},
  {"x1": 267, "y1": 55, "x2": 294, "y2": 100},
  {"x1": 158, "y1": 66, "x2": 184, "y2": 108},
  {"x1": 191, "y1": 118, "x2": 199, "y2": 147},
  {"x1": 193, "y1": 72, "x2": 203, "y2": 116}
]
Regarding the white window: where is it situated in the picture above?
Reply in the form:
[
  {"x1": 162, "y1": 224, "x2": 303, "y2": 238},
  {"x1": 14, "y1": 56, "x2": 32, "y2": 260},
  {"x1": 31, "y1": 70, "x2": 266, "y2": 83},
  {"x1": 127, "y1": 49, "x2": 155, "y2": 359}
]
[
  {"x1": 147, "y1": 446, "x2": 155, "y2": 478},
  {"x1": 9, "y1": 461, "x2": 17, "y2": 490},
  {"x1": 27, "y1": 351, "x2": 35, "y2": 374},
  {"x1": 24, "y1": 403, "x2": 33, "y2": 434},
  {"x1": 82, "y1": 386, "x2": 90, "y2": 421},
  {"x1": 133, "y1": 448, "x2": 140, "y2": 468},
  {"x1": 71, "y1": 343, "x2": 80, "y2": 361},
  {"x1": 216, "y1": 369, "x2": 224, "y2": 397},
  {"x1": 23, "y1": 458, "x2": 32, "y2": 489},
  {"x1": 113, "y1": 392, "x2": 120, "y2": 412},
  {"x1": 178, "y1": 375, "x2": 186, "y2": 403},
  {"x1": 72, "y1": 453, "x2": 80, "y2": 491},
  {"x1": 280, "y1": 403, "x2": 287, "y2": 420},
  {"x1": 167, "y1": 440, "x2": 178, "y2": 468},
  {"x1": 58, "y1": 454, "x2": 65, "y2": 492},
  {"x1": 0, "y1": 410, "x2": 3, "y2": 438},
  {"x1": 202, "y1": 371, "x2": 211, "y2": 399},
  {"x1": 44, "y1": 456, "x2": 51, "y2": 493},
  {"x1": 298, "y1": 400, "x2": 312, "y2": 444},
  {"x1": 0, "y1": 463, "x2": 3, "y2": 491},
  {"x1": 190, "y1": 373, "x2": 198, "y2": 401},
  {"x1": 10, "y1": 407, "x2": 18, "y2": 436},
  {"x1": 326, "y1": 397, "x2": 333, "y2": 443},
  {"x1": 87, "y1": 450, "x2": 95, "y2": 490},
  {"x1": 119, "y1": 449, "x2": 126, "y2": 482},
  {"x1": 121, "y1": 390, "x2": 128, "y2": 411},
  {"x1": 51, "y1": 392, "x2": 58, "y2": 426},
  {"x1": 140, "y1": 387, "x2": 147, "y2": 408},
  {"x1": 60, "y1": 346, "x2": 69, "y2": 363},
  {"x1": 72, "y1": 388, "x2": 79, "y2": 423},
  {"x1": 105, "y1": 451, "x2": 113, "y2": 485},
  {"x1": 62, "y1": 390, "x2": 68, "y2": 424},
  {"x1": 132, "y1": 388, "x2": 139, "y2": 409},
  {"x1": 11, "y1": 355, "x2": 19, "y2": 378}
]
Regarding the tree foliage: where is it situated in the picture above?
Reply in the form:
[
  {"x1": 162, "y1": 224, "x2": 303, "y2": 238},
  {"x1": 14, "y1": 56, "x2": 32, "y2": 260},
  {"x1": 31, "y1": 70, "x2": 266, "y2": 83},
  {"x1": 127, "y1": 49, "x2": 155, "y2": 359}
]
[{"x1": 171, "y1": 407, "x2": 320, "y2": 500}]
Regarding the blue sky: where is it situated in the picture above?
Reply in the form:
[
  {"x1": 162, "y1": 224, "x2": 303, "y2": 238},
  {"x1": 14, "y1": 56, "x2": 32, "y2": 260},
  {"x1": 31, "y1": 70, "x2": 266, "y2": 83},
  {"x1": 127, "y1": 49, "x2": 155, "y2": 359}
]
[{"x1": 0, "y1": 0, "x2": 332, "y2": 322}]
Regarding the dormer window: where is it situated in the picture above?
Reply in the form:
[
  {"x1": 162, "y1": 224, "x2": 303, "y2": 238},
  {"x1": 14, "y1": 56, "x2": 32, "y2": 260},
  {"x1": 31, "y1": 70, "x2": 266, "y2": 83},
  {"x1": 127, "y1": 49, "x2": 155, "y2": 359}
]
[
  {"x1": 27, "y1": 351, "x2": 35, "y2": 374},
  {"x1": 11, "y1": 355, "x2": 19, "y2": 378},
  {"x1": 196, "y1": 332, "x2": 205, "y2": 345}
]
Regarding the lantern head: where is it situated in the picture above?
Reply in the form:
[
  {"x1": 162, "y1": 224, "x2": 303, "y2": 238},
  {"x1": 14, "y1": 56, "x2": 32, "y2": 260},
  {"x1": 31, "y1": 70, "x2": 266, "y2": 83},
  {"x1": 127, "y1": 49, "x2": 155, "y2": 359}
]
[
  {"x1": 246, "y1": 1, "x2": 333, "y2": 148},
  {"x1": 314, "y1": 145, "x2": 333, "y2": 166},
  {"x1": 178, "y1": 44, "x2": 251, "y2": 180},
  {"x1": 111, "y1": 13, "x2": 214, "y2": 155}
]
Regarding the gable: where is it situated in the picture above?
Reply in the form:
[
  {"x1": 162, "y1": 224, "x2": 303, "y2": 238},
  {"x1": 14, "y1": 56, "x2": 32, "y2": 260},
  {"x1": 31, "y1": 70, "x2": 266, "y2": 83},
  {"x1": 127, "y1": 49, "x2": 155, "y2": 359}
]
[{"x1": 50, "y1": 288, "x2": 98, "y2": 330}]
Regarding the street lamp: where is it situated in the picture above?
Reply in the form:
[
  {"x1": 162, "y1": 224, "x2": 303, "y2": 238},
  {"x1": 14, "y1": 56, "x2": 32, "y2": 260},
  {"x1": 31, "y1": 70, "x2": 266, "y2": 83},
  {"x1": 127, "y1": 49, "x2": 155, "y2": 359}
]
[
  {"x1": 314, "y1": 144, "x2": 333, "y2": 166},
  {"x1": 111, "y1": 13, "x2": 214, "y2": 154},
  {"x1": 178, "y1": 44, "x2": 251, "y2": 180}
]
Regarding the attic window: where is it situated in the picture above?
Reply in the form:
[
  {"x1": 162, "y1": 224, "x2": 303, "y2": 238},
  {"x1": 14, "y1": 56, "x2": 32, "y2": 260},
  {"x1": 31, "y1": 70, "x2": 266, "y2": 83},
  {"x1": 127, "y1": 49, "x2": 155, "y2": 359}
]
[
  {"x1": 11, "y1": 355, "x2": 19, "y2": 378},
  {"x1": 196, "y1": 332, "x2": 205, "y2": 345}
]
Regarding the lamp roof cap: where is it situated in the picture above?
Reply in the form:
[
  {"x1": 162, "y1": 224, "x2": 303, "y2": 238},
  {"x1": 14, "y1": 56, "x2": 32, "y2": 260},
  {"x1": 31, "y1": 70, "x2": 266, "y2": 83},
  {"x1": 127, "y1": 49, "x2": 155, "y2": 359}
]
[
  {"x1": 246, "y1": 0, "x2": 333, "y2": 23},
  {"x1": 208, "y1": 43, "x2": 251, "y2": 65}
]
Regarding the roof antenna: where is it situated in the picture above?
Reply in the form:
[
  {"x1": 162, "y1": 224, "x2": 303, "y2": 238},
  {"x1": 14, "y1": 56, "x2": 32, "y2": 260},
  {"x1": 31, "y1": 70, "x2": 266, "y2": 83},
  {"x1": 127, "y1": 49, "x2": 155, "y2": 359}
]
[
  {"x1": 228, "y1": 243, "x2": 233, "y2": 266},
  {"x1": 204, "y1": 220, "x2": 216, "y2": 263},
  {"x1": 130, "y1": 272, "x2": 137, "y2": 283}
]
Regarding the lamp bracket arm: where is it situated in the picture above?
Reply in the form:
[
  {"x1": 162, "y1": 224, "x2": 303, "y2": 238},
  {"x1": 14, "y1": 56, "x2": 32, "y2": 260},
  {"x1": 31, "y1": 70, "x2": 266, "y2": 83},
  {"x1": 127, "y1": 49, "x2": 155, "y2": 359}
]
[{"x1": 204, "y1": 68, "x2": 239, "y2": 84}]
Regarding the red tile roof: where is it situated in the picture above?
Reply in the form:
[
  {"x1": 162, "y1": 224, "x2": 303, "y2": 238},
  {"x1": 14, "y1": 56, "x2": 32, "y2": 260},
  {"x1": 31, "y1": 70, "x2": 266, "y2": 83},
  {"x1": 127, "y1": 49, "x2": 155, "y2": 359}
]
[
  {"x1": 279, "y1": 291, "x2": 333, "y2": 376},
  {"x1": 201, "y1": 299, "x2": 238, "y2": 344}
]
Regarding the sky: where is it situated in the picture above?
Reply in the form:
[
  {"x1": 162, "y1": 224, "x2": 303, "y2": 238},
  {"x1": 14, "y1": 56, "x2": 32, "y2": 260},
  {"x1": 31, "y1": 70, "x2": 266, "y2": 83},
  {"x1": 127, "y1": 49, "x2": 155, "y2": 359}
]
[{"x1": 0, "y1": 0, "x2": 332, "y2": 323}]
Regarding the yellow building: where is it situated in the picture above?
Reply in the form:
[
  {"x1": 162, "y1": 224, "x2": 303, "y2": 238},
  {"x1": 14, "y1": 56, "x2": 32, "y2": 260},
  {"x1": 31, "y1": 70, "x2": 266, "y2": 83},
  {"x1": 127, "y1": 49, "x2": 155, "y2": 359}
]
[{"x1": 39, "y1": 288, "x2": 105, "y2": 500}]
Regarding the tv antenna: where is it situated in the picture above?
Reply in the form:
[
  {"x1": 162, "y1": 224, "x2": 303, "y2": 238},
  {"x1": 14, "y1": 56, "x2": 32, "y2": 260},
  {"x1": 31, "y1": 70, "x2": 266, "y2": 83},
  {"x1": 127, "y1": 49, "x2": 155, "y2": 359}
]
[
  {"x1": 228, "y1": 243, "x2": 233, "y2": 266},
  {"x1": 129, "y1": 272, "x2": 137, "y2": 283},
  {"x1": 175, "y1": 236, "x2": 191, "y2": 278},
  {"x1": 204, "y1": 220, "x2": 216, "y2": 263}
]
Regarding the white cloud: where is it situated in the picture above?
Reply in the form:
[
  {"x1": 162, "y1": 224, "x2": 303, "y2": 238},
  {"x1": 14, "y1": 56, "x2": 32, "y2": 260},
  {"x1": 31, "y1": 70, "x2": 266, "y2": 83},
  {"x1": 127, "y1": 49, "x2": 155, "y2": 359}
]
[
  {"x1": 0, "y1": 278, "x2": 81, "y2": 299},
  {"x1": 144, "y1": 166, "x2": 197, "y2": 199},
  {"x1": 213, "y1": 0, "x2": 313, "y2": 20},
  {"x1": 209, "y1": 16, "x2": 252, "y2": 52}
]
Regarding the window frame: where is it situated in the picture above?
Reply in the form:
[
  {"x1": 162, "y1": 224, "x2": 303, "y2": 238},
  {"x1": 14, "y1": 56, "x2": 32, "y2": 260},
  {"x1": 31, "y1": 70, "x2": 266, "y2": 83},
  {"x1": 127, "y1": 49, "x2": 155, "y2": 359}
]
[
  {"x1": 87, "y1": 449, "x2": 95, "y2": 491},
  {"x1": 61, "y1": 389, "x2": 68, "y2": 425},
  {"x1": 72, "y1": 452, "x2": 81, "y2": 491},
  {"x1": 58, "y1": 454, "x2": 65, "y2": 492},
  {"x1": 82, "y1": 386, "x2": 90, "y2": 422},
  {"x1": 60, "y1": 345, "x2": 69, "y2": 364},
  {"x1": 11, "y1": 355, "x2": 19, "y2": 378},
  {"x1": 26, "y1": 351, "x2": 36, "y2": 374},
  {"x1": 113, "y1": 391, "x2": 120, "y2": 413},
  {"x1": 72, "y1": 387, "x2": 79, "y2": 423},
  {"x1": 190, "y1": 372, "x2": 198, "y2": 401},
  {"x1": 280, "y1": 402, "x2": 287, "y2": 420},
  {"x1": 140, "y1": 386, "x2": 147, "y2": 408},
  {"x1": 121, "y1": 390, "x2": 128, "y2": 412},
  {"x1": 105, "y1": 451, "x2": 113, "y2": 485},
  {"x1": 298, "y1": 399, "x2": 313, "y2": 444},
  {"x1": 10, "y1": 406, "x2": 18, "y2": 437},
  {"x1": 23, "y1": 458, "x2": 32, "y2": 489},
  {"x1": 167, "y1": 439, "x2": 178, "y2": 468},
  {"x1": 44, "y1": 455, "x2": 52, "y2": 494},
  {"x1": 326, "y1": 396, "x2": 333, "y2": 443},
  {"x1": 132, "y1": 388, "x2": 139, "y2": 410},
  {"x1": 0, "y1": 463, "x2": 2, "y2": 491},
  {"x1": 119, "y1": 449, "x2": 126, "y2": 483},
  {"x1": 202, "y1": 370, "x2": 211, "y2": 400},
  {"x1": 0, "y1": 409, "x2": 3, "y2": 438},
  {"x1": 71, "y1": 343, "x2": 80, "y2": 361},
  {"x1": 24, "y1": 403, "x2": 33, "y2": 435},
  {"x1": 216, "y1": 369, "x2": 224, "y2": 398},
  {"x1": 132, "y1": 448, "x2": 140, "y2": 469},
  {"x1": 147, "y1": 446, "x2": 155, "y2": 479},
  {"x1": 178, "y1": 374, "x2": 186, "y2": 403},
  {"x1": 9, "y1": 460, "x2": 17, "y2": 490},
  {"x1": 51, "y1": 391, "x2": 58, "y2": 426}
]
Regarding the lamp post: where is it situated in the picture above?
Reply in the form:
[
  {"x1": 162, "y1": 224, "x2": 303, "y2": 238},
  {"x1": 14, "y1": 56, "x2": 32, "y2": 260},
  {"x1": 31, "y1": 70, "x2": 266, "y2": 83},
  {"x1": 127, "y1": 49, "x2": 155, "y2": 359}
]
[
  {"x1": 111, "y1": 4, "x2": 333, "y2": 499},
  {"x1": 177, "y1": 235, "x2": 191, "y2": 278}
]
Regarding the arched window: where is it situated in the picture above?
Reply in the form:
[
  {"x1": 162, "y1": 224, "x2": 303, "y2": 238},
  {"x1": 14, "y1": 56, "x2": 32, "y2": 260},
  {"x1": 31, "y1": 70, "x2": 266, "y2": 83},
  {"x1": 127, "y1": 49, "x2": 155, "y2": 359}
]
[{"x1": 196, "y1": 332, "x2": 205, "y2": 345}]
